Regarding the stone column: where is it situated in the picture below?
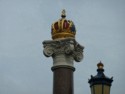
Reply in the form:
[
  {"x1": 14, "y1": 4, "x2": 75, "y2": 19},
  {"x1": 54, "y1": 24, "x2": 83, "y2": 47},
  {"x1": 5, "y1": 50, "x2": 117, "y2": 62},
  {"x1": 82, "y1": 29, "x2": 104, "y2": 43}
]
[{"x1": 43, "y1": 38, "x2": 84, "y2": 94}]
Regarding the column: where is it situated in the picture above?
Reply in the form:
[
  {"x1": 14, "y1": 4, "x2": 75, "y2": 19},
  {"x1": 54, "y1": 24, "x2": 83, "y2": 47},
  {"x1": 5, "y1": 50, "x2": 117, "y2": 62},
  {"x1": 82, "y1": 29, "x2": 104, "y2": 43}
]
[{"x1": 43, "y1": 38, "x2": 84, "y2": 94}]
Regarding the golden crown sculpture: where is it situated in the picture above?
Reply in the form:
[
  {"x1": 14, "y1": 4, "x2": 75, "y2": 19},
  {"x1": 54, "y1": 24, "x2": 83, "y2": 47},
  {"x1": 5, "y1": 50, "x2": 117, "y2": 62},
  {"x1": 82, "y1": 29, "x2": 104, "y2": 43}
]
[{"x1": 51, "y1": 10, "x2": 76, "y2": 40}]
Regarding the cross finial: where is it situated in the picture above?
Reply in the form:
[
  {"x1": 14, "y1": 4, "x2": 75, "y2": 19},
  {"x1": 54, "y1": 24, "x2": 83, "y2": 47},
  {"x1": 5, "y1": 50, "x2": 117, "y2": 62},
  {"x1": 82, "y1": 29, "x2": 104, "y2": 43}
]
[{"x1": 61, "y1": 9, "x2": 66, "y2": 18}]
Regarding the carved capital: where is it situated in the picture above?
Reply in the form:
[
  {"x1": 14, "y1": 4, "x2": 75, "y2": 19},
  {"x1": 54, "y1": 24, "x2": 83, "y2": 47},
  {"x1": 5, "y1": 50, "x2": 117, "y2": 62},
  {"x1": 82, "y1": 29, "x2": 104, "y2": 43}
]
[{"x1": 43, "y1": 38, "x2": 84, "y2": 63}]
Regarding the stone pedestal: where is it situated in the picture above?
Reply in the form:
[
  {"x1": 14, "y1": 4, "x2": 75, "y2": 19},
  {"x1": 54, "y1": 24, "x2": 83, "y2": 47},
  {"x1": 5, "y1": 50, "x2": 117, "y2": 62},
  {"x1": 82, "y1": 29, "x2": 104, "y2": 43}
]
[{"x1": 43, "y1": 38, "x2": 84, "y2": 94}]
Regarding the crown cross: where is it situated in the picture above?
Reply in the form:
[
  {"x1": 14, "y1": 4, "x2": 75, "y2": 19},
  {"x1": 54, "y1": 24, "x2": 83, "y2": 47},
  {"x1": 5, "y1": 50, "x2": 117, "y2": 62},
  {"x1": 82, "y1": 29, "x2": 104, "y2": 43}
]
[{"x1": 61, "y1": 9, "x2": 66, "y2": 18}]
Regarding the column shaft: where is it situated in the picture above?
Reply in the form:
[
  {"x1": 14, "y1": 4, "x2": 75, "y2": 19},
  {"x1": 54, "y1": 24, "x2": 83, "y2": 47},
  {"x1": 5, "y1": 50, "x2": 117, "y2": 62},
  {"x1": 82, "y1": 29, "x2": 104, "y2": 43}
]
[{"x1": 52, "y1": 66, "x2": 75, "y2": 94}]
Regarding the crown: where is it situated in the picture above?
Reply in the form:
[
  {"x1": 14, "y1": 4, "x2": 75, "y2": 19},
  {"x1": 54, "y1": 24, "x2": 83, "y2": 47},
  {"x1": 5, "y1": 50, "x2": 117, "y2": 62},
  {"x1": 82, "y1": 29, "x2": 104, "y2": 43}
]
[{"x1": 51, "y1": 9, "x2": 76, "y2": 40}]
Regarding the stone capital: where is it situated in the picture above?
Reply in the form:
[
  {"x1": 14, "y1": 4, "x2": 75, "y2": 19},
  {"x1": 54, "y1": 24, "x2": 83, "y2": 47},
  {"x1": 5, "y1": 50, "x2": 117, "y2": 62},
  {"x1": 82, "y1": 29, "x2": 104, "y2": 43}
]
[{"x1": 43, "y1": 38, "x2": 84, "y2": 66}]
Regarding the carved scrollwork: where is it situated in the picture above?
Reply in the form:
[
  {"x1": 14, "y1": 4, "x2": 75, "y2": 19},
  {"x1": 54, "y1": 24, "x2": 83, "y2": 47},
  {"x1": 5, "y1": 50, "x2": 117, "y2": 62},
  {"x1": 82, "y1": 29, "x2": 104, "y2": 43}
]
[
  {"x1": 64, "y1": 46, "x2": 72, "y2": 54},
  {"x1": 43, "y1": 46, "x2": 54, "y2": 57},
  {"x1": 74, "y1": 52, "x2": 83, "y2": 62},
  {"x1": 64, "y1": 44, "x2": 74, "y2": 54},
  {"x1": 43, "y1": 38, "x2": 84, "y2": 62},
  {"x1": 73, "y1": 42, "x2": 84, "y2": 62}
]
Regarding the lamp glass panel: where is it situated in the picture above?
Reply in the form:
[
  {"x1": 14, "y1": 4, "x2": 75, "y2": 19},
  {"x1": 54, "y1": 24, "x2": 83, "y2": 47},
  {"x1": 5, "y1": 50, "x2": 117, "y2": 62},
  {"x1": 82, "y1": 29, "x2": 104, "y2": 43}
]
[
  {"x1": 94, "y1": 85, "x2": 102, "y2": 94},
  {"x1": 91, "y1": 87, "x2": 94, "y2": 94},
  {"x1": 103, "y1": 85, "x2": 110, "y2": 94}
]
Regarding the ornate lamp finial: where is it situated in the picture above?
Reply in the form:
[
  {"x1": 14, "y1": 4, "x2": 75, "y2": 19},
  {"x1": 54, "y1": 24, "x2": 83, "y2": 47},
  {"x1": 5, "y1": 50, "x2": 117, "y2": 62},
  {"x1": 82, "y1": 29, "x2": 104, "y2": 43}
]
[
  {"x1": 61, "y1": 9, "x2": 66, "y2": 18},
  {"x1": 97, "y1": 61, "x2": 104, "y2": 69}
]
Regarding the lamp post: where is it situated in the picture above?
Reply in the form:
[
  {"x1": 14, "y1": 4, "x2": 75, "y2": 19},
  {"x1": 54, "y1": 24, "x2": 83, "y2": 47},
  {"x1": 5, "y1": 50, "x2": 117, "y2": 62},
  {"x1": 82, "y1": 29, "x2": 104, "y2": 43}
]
[{"x1": 88, "y1": 62, "x2": 113, "y2": 94}]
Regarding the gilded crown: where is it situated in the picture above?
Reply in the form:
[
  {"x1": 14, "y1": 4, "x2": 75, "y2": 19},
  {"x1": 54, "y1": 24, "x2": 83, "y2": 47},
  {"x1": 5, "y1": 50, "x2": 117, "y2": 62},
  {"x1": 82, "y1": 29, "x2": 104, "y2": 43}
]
[{"x1": 51, "y1": 10, "x2": 76, "y2": 40}]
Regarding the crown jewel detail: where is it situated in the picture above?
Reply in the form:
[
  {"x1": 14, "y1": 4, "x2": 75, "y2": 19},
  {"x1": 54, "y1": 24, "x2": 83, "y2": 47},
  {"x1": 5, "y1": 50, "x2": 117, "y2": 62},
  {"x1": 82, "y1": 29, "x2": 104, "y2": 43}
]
[{"x1": 51, "y1": 9, "x2": 76, "y2": 40}]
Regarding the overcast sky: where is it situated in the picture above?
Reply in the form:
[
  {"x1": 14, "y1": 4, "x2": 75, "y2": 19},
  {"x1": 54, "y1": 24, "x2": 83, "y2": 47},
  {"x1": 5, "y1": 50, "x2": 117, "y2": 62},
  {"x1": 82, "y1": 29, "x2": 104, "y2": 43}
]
[{"x1": 0, "y1": 0, "x2": 125, "y2": 94}]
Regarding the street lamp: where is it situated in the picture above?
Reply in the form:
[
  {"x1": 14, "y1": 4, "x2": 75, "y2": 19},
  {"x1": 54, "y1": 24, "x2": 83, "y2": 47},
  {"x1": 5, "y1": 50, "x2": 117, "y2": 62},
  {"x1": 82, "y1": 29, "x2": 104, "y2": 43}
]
[{"x1": 88, "y1": 62, "x2": 113, "y2": 94}]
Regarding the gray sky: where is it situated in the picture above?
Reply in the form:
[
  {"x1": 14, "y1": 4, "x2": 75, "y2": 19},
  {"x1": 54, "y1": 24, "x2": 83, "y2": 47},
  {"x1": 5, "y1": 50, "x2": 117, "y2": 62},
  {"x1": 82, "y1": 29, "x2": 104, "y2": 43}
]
[{"x1": 0, "y1": 0, "x2": 125, "y2": 94}]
